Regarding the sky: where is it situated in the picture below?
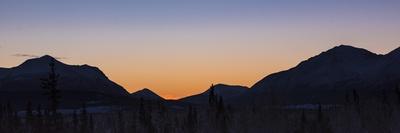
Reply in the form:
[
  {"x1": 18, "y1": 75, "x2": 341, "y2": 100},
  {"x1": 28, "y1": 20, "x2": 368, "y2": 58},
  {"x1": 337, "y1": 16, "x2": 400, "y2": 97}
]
[{"x1": 1, "y1": 0, "x2": 400, "y2": 99}]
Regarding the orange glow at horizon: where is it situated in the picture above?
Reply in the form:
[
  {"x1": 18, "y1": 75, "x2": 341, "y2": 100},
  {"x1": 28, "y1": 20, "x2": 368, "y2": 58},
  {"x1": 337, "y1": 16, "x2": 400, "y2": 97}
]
[{"x1": 1, "y1": 44, "x2": 399, "y2": 99}]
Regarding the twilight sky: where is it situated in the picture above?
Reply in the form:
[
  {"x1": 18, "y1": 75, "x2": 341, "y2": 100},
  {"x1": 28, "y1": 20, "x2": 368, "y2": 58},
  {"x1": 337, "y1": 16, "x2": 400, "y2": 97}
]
[{"x1": 1, "y1": 0, "x2": 400, "y2": 99}]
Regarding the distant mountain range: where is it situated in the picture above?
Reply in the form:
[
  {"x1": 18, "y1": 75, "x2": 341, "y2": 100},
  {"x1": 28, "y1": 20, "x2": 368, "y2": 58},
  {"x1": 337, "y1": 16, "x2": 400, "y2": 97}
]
[{"x1": 2, "y1": 45, "x2": 400, "y2": 108}]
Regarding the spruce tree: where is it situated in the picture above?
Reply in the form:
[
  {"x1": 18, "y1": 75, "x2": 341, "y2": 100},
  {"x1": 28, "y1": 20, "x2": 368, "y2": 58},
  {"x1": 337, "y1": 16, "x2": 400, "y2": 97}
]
[
  {"x1": 187, "y1": 105, "x2": 197, "y2": 133},
  {"x1": 72, "y1": 110, "x2": 78, "y2": 133},
  {"x1": 89, "y1": 114, "x2": 94, "y2": 133},
  {"x1": 41, "y1": 58, "x2": 61, "y2": 115},
  {"x1": 26, "y1": 101, "x2": 33, "y2": 123},
  {"x1": 396, "y1": 85, "x2": 400, "y2": 104},
  {"x1": 208, "y1": 84, "x2": 217, "y2": 108},
  {"x1": 80, "y1": 104, "x2": 88, "y2": 133},
  {"x1": 317, "y1": 104, "x2": 332, "y2": 133},
  {"x1": 118, "y1": 110, "x2": 125, "y2": 133},
  {"x1": 34, "y1": 104, "x2": 43, "y2": 133}
]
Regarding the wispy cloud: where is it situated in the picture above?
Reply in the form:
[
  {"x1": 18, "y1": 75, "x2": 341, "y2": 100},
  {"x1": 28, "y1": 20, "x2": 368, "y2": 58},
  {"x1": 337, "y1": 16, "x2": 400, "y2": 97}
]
[
  {"x1": 54, "y1": 56, "x2": 68, "y2": 60},
  {"x1": 12, "y1": 54, "x2": 67, "y2": 60},
  {"x1": 12, "y1": 54, "x2": 39, "y2": 58}
]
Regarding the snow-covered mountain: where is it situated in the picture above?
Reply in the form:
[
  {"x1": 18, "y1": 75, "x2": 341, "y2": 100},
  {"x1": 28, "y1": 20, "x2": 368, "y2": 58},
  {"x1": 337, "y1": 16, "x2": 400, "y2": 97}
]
[
  {"x1": 180, "y1": 84, "x2": 248, "y2": 104},
  {"x1": 0, "y1": 55, "x2": 129, "y2": 107},
  {"x1": 243, "y1": 45, "x2": 400, "y2": 104},
  {"x1": 130, "y1": 88, "x2": 164, "y2": 101}
]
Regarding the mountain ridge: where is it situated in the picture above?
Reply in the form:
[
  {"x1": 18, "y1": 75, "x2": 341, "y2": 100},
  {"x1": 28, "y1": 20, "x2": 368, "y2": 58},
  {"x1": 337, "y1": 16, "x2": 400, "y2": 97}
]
[
  {"x1": 180, "y1": 84, "x2": 248, "y2": 104},
  {"x1": 130, "y1": 88, "x2": 164, "y2": 101},
  {"x1": 0, "y1": 55, "x2": 129, "y2": 108},
  {"x1": 244, "y1": 45, "x2": 400, "y2": 104}
]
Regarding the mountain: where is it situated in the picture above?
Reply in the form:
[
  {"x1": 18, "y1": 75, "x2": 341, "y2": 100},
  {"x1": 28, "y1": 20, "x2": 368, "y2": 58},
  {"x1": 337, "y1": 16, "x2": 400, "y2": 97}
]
[
  {"x1": 0, "y1": 55, "x2": 129, "y2": 108},
  {"x1": 387, "y1": 47, "x2": 400, "y2": 60},
  {"x1": 242, "y1": 45, "x2": 400, "y2": 104},
  {"x1": 180, "y1": 84, "x2": 248, "y2": 104},
  {"x1": 130, "y1": 88, "x2": 164, "y2": 101}
]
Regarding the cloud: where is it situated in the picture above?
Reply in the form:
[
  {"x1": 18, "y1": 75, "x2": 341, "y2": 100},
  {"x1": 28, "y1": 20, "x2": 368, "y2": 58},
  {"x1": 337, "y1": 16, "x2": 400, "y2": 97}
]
[
  {"x1": 12, "y1": 54, "x2": 67, "y2": 60},
  {"x1": 12, "y1": 54, "x2": 39, "y2": 58},
  {"x1": 54, "y1": 56, "x2": 67, "y2": 60}
]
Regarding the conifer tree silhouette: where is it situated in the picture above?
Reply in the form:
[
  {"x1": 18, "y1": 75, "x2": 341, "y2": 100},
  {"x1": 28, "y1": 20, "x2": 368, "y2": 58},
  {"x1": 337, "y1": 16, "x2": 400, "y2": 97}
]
[
  {"x1": 0, "y1": 103, "x2": 2, "y2": 133},
  {"x1": 72, "y1": 110, "x2": 78, "y2": 133},
  {"x1": 396, "y1": 85, "x2": 400, "y2": 104},
  {"x1": 353, "y1": 89, "x2": 360, "y2": 105},
  {"x1": 80, "y1": 104, "x2": 88, "y2": 133},
  {"x1": 294, "y1": 110, "x2": 307, "y2": 133},
  {"x1": 89, "y1": 114, "x2": 94, "y2": 133},
  {"x1": 186, "y1": 105, "x2": 197, "y2": 133},
  {"x1": 41, "y1": 58, "x2": 61, "y2": 115},
  {"x1": 34, "y1": 104, "x2": 43, "y2": 133},
  {"x1": 208, "y1": 84, "x2": 217, "y2": 108},
  {"x1": 139, "y1": 98, "x2": 153, "y2": 132},
  {"x1": 217, "y1": 96, "x2": 225, "y2": 117},
  {"x1": 317, "y1": 104, "x2": 333, "y2": 133},
  {"x1": 352, "y1": 89, "x2": 361, "y2": 114},
  {"x1": 26, "y1": 101, "x2": 34, "y2": 124},
  {"x1": 117, "y1": 110, "x2": 125, "y2": 133}
]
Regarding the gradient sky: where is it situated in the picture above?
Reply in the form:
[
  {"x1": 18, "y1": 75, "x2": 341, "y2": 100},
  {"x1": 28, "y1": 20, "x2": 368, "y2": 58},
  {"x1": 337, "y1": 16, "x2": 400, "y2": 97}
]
[{"x1": 1, "y1": 0, "x2": 400, "y2": 99}]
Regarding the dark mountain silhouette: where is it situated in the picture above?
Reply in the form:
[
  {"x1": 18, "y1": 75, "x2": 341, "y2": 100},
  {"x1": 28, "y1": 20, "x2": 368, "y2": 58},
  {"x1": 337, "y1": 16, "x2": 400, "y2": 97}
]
[
  {"x1": 3, "y1": 45, "x2": 400, "y2": 108},
  {"x1": 242, "y1": 45, "x2": 400, "y2": 104},
  {"x1": 0, "y1": 55, "x2": 129, "y2": 108},
  {"x1": 387, "y1": 47, "x2": 400, "y2": 59},
  {"x1": 130, "y1": 88, "x2": 164, "y2": 101},
  {"x1": 180, "y1": 84, "x2": 248, "y2": 104}
]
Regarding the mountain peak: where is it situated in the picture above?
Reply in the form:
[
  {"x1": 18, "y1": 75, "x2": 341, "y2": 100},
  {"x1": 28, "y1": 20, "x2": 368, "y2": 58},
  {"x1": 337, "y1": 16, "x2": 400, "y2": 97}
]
[
  {"x1": 326, "y1": 45, "x2": 373, "y2": 55},
  {"x1": 18, "y1": 55, "x2": 64, "y2": 68},
  {"x1": 40, "y1": 55, "x2": 56, "y2": 59},
  {"x1": 30, "y1": 55, "x2": 57, "y2": 62},
  {"x1": 139, "y1": 88, "x2": 153, "y2": 93},
  {"x1": 299, "y1": 45, "x2": 377, "y2": 65},
  {"x1": 130, "y1": 88, "x2": 164, "y2": 101}
]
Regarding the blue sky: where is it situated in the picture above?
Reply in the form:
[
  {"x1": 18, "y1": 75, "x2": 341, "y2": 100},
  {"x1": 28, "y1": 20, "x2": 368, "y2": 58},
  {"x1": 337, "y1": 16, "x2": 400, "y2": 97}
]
[{"x1": 1, "y1": 0, "x2": 400, "y2": 98}]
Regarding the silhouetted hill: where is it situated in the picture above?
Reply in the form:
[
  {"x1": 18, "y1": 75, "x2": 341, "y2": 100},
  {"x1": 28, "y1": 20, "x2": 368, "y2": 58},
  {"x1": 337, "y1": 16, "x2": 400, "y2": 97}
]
[
  {"x1": 0, "y1": 55, "x2": 129, "y2": 108},
  {"x1": 180, "y1": 84, "x2": 248, "y2": 104},
  {"x1": 130, "y1": 88, "x2": 164, "y2": 101},
  {"x1": 387, "y1": 47, "x2": 400, "y2": 59},
  {"x1": 243, "y1": 45, "x2": 400, "y2": 104}
]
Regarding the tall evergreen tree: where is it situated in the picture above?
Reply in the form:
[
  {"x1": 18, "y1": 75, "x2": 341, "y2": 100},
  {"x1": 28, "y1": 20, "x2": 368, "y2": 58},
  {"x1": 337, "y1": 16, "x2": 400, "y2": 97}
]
[
  {"x1": 26, "y1": 100, "x2": 34, "y2": 130},
  {"x1": 72, "y1": 110, "x2": 78, "y2": 133},
  {"x1": 317, "y1": 104, "x2": 333, "y2": 133},
  {"x1": 353, "y1": 89, "x2": 360, "y2": 105},
  {"x1": 186, "y1": 105, "x2": 197, "y2": 133},
  {"x1": 89, "y1": 114, "x2": 94, "y2": 133},
  {"x1": 118, "y1": 110, "x2": 125, "y2": 133},
  {"x1": 217, "y1": 96, "x2": 225, "y2": 117},
  {"x1": 208, "y1": 84, "x2": 217, "y2": 108},
  {"x1": 80, "y1": 104, "x2": 88, "y2": 133},
  {"x1": 352, "y1": 89, "x2": 361, "y2": 114},
  {"x1": 396, "y1": 85, "x2": 400, "y2": 104},
  {"x1": 139, "y1": 98, "x2": 152, "y2": 132},
  {"x1": 41, "y1": 58, "x2": 61, "y2": 115},
  {"x1": 34, "y1": 104, "x2": 43, "y2": 133}
]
